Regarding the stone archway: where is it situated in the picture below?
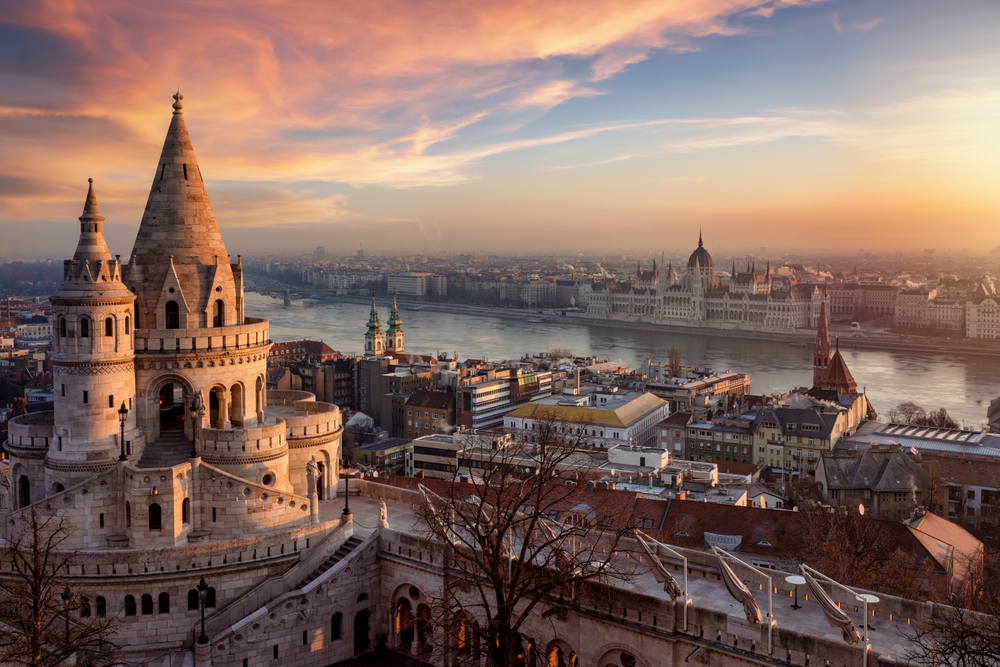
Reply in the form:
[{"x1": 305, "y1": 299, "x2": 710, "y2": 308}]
[
  {"x1": 229, "y1": 382, "x2": 244, "y2": 427},
  {"x1": 395, "y1": 597, "x2": 414, "y2": 647},
  {"x1": 144, "y1": 373, "x2": 195, "y2": 443},
  {"x1": 593, "y1": 644, "x2": 648, "y2": 667}
]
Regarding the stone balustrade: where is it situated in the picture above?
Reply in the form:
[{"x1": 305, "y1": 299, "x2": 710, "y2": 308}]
[
  {"x1": 203, "y1": 517, "x2": 354, "y2": 638},
  {"x1": 135, "y1": 317, "x2": 270, "y2": 354}
]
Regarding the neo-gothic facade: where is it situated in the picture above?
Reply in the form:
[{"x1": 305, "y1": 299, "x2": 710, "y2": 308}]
[{"x1": 585, "y1": 235, "x2": 826, "y2": 332}]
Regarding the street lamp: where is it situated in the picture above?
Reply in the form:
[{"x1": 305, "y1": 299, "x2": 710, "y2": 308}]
[
  {"x1": 117, "y1": 402, "x2": 128, "y2": 461},
  {"x1": 61, "y1": 586, "x2": 71, "y2": 647},
  {"x1": 190, "y1": 394, "x2": 204, "y2": 459},
  {"x1": 197, "y1": 577, "x2": 209, "y2": 644}
]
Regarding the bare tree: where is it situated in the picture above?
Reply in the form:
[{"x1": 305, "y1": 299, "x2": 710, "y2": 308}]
[
  {"x1": 668, "y1": 346, "x2": 683, "y2": 378},
  {"x1": 904, "y1": 521, "x2": 1000, "y2": 665},
  {"x1": 416, "y1": 416, "x2": 638, "y2": 667},
  {"x1": 0, "y1": 506, "x2": 123, "y2": 667},
  {"x1": 799, "y1": 509, "x2": 922, "y2": 601},
  {"x1": 917, "y1": 408, "x2": 959, "y2": 429},
  {"x1": 891, "y1": 401, "x2": 928, "y2": 425}
]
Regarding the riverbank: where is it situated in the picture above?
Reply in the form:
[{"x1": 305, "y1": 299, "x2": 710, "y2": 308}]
[{"x1": 250, "y1": 288, "x2": 1000, "y2": 360}]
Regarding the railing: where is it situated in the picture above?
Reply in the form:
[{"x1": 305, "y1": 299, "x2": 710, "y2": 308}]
[
  {"x1": 135, "y1": 317, "x2": 270, "y2": 354},
  {"x1": 202, "y1": 516, "x2": 353, "y2": 638}
]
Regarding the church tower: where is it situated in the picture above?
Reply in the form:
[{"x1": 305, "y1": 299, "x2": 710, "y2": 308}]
[
  {"x1": 385, "y1": 291, "x2": 404, "y2": 355},
  {"x1": 47, "y1": 179, "x2": 141, "y2": 489},
  {"x1": 813, "y1": 301, "x2": 832, "y2": 386},
  {"x1": 365, "y1": 295, "x2": 384, "y2": 356}
]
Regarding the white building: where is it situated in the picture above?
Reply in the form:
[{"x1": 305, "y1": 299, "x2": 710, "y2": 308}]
[
  {"x1": 504, "y1": 385, "x2": 670, "y2": 449},
  {"x1": 966, "y1": 283, "x2": 1000, "y2": 339}
]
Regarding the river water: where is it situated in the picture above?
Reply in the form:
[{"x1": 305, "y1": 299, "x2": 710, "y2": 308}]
[{"x1": 247, "y1": 293, "x2": 999, "y2": 429}]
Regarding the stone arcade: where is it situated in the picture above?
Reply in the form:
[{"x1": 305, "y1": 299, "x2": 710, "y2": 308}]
[{"x1": 2, "y1": 96, "x2": 940, "y2": 667}]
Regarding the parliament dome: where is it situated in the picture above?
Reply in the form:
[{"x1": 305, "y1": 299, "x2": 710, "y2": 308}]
[{"x1": 687, "y1": 232, "x2": 714, "y2": 269}]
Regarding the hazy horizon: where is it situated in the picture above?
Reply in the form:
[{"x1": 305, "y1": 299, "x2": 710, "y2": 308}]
[{"x1": 2, "y1": 0, "x2": 999, "y2": 258}]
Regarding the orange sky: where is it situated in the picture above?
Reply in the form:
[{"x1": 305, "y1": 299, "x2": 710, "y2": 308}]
[{"x1": 1, "y1": 0, "x2": 999, "y2": 257}]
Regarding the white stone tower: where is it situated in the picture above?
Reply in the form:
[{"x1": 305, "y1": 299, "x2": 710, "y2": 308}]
[
  {"x1": 385, "y1": 291, "x2": 404, "y2": 355},
  {"x1": 124, "y1": 92, "x2": 275, "y2": 483},
  {"x1": 47, "y1": 179, "x2": 141, "y2": 490}
]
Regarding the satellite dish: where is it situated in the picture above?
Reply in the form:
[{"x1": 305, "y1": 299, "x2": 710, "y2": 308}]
[{"x1": 858, "y1": 504, "x2": 865, "y2": 516}]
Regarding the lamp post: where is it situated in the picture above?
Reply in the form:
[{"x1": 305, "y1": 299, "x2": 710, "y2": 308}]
[
  {"x1": 61, "y1": 586, "x2": 71, "y2": 647},
  {"x1": 197, "y1": 577, "x2": 209, "y2": 644},
  {"x1": 190, "y1": 394, "x2": 204, "y2": 459},
  {"x1": 117, "y1": 402, "x2": 128, "y2": 461}
]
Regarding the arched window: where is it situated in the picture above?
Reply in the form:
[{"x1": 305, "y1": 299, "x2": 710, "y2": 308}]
[
  {"x1": 124, "y1": 595, "x2": 136, "y2": 616},
  {"x1": 125, "y1": 501, "x2": 131, "y2": 528},
  {"x1": 124, "y1": 314, "x2": 130, "y2": 334},
  {"x1": 80, "y1": 317, "x2": 90, "y2": 338},
  {"x1": 105, "y1": 317, "x2": 113, "y2": 337},
  {"x1": 148, "y1": 503, "x2": 162, "y2": 531},
  {"x1": 141, "y1": 594, "x2": 153, "y2": 615},
  {"x1": 205, "y1": 587, "x2": 216, "y2": 608},
  {"x1": 213, "y1": 299, "x2": 224, "y2": 327},
  {"x1": 182, "y1": 497, "x2": 190, "y2": 524},
  {"x1": 188, "y1": 590, "x2": 200, "y2": 611},
  {"x1": 158, "y1": 592, "x2": 170, "y2": 614},
  {"x1": 80, "y1": 597, "x2": 91, "y2": 617},
  {"x1": 96, "y1": 597, "x2": 106, "y2": 617},
  {"x1": 59, "y1": 317, "x2": 66, "y2": 337},
  {"x1": 164, "y1": 301, "x2": 180, "y2": 329},
  {"x1": 331, "y1": 612, "x2": 342, "y2": 640}
]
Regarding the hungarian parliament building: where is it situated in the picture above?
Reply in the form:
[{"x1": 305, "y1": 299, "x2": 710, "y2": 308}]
[{"x1": 582, "y1": 234, "x2": 826, "y2": 332}]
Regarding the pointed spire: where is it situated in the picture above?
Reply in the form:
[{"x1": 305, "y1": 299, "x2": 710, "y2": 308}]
[
  {"x1": 388, "y1": 290, "x2": 403, "y2": 332},
  {"x1": 72, "y1": 178, "x2": 112, "y2": 262},
  {"x1": 367, "y1": 290, "x2": 381, "y2": 333},
  {"x1": 128, "y1": 93, "x2": 236, "y2": 322},
  {"x1": 698, "y1": 228, "x2": 703, "y2": 248},
  {"x1": 732, "y1": 259, "x2": 736, "y2": 277}
]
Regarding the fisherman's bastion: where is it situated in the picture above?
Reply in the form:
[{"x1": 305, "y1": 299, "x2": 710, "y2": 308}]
[{"x1": 0, "y1": 96, "x2": 949, "y2": 667}]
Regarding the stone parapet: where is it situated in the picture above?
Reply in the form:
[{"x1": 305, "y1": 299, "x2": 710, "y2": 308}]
[
  {"x1": 135, "y1": 317, "x2": 269, "y2": 355},
  {"x1": 198, "y1": 420, "x2": 287, "y2": 464},
  {"x1": 202, "y1": 516, "x2": 353, "y2": 638},
  {"x1": 7, "y1": 411, "x2": 55, "y2": 453}
]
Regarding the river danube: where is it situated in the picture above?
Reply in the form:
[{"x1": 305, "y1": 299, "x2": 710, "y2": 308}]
[{"x1": 248, "y1": 293, "x2": 998, "y2": 429}]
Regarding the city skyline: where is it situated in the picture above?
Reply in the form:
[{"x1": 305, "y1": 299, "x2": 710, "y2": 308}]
[{"x1": 2, "y1": 0, "x2": 999, "y2": 258}]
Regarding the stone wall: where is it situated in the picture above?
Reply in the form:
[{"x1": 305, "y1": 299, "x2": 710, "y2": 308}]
[{"x1": 200, "y1": 531, "x2": 381, "y2": 667}]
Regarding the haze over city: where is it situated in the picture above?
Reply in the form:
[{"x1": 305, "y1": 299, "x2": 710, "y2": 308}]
[{"x1": 2, "y1": 0, "x2": 999, "y2": 258}]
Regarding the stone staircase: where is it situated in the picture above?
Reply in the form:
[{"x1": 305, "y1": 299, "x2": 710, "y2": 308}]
[
  {"x1": 137, "y1": 432, "x2": 192, "y2": 468},
  {"x1": 298, "y1": 535, "x2": 364, "y2": 589}
]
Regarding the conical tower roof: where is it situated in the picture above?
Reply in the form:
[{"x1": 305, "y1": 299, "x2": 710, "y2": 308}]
[
  {"x1": 73, "y1": 178, "x2": 112, "y2": 262},
  {"x1": 56, "y1": 180, "x2": 133, "y2": 300},
  {"x1": 818, "y1": 338, "x2": 857, "y2": 393},
  {"x1": 127, "y1": 93, "x2": 238, "y2": 329}
]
